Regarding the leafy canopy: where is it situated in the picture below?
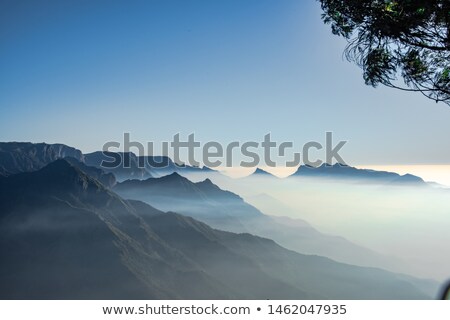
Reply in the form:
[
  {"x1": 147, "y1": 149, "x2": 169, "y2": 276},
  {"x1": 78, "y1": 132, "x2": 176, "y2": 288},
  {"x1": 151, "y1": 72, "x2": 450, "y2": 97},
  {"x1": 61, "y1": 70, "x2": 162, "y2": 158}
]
[{"x1": 319, "y1": 0, "x2": 450, "y2": 105}]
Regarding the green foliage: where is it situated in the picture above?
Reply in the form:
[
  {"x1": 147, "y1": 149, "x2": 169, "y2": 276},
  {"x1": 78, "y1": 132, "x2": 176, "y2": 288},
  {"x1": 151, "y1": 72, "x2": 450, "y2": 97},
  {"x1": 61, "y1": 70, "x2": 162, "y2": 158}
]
[{"x1": 319, "y1": 0, "x2": 450, "y2": 104}]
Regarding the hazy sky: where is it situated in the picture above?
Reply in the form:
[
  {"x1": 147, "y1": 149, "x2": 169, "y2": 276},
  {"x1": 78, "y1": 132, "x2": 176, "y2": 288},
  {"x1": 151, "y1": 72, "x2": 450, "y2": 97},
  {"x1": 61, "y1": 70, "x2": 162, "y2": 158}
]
[{"x1": 1, "y1": 0, "x2": 450, "y2": 166}]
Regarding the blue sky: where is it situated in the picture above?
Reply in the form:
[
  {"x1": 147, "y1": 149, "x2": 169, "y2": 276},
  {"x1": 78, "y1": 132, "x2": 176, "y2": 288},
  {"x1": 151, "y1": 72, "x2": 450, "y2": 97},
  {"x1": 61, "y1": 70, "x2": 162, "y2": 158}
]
[{"x1": 1, "y1": 0, "x2": 450, "y2": 166}]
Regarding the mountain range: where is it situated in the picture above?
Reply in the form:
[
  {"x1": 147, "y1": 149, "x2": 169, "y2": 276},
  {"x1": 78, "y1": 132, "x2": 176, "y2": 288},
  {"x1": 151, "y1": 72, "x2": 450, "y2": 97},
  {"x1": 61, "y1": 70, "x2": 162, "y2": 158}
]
[
  {"x1": 114, "y1": 173, "x2": 407, "y2": 272},
  {"x1": 0, "y1": 142, "x2": 215, "y2": 182},
  {"x1": 0, "y1": 159, "x2": 433, "y2": 299},
  {"x1": 0, "y1": 141, "x2": 442, "y2": 299},
  {"x1": 0, "y1": 142, "x2": 430, "y2": 185}
]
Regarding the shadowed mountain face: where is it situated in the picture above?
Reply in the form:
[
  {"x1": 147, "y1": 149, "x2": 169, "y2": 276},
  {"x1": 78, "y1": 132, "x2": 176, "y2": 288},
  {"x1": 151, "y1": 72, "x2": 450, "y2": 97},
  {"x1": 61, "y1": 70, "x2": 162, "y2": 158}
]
[
  {"x1": 0, "y1": 160, "x2": 301, "y2": 299},
  {"x1": 64, "y1": 157, "x2": 117, "y2": 188},
  {"x1": 114, "y1": 174, "x2": 419, "y2": 275},
  {"x1": 291, "y1": 164, "x2": 426, "y2": 186},
  {"x1": 0, "y1": 160, "x2": 431, "y2": 299},
  {"x1": 0, "y1": 142, "x2": 83, "y2": 177}
]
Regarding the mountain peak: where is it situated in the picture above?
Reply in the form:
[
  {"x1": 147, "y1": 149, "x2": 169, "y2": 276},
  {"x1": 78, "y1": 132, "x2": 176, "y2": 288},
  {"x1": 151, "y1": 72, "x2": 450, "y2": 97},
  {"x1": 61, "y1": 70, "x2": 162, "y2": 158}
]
[
  {"x1": 161, "y1": 171, "x2": 185, "y2": 180},
  {"x1": 293, "y1": 163, "x2": 358, "y2": 175},
  {"x1": 392, "y1": 173, "x2": 426, "y2": 185},
  {"x1": 0, "y1": 159, "x2": 108, "y2": 204},
  {"x1": 38, "y1": 158, "x2": 80, "y2": 176},
  {"x1": 64, "y1": 157, "x2": 117, "y2": 188},
  {"x1": 35, "y1": 159, "x2": 105, "y2": 191},
  {"x1": 153, "y1": 172, "x2": 192, "y2": 185},
  {"x1": 201, "y1": 178, "x2": 214, "y2": 184},
  {"x1": 196, "y1": 178, "x2": 221, "y2": 190},
  {"x1": 252, "y1": 168, "x2": 275, "y2": 176}
]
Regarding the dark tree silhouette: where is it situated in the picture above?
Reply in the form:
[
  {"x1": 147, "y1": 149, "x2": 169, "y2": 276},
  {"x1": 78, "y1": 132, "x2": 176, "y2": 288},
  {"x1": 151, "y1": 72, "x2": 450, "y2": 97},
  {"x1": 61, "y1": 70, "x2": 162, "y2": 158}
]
[{"x1": 319, "y1": 0, "x2": 450, "y2": 105}]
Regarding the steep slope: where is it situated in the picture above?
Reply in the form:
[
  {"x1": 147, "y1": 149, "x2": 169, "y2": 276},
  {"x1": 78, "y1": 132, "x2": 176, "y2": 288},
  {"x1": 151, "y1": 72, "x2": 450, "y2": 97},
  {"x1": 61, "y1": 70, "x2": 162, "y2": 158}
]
[
  {"x1": 0, "y1": 160, "x2": 432, "y2": 299},
  {"x1": 0, "y1": 160, "x2": 307, "y2": 299},
  {"x1": 0, "y1": 160, "x2": 230, "y2": 299},
  {"x1": 138, "y1": 211, "x2": 431, "y2": 299}
]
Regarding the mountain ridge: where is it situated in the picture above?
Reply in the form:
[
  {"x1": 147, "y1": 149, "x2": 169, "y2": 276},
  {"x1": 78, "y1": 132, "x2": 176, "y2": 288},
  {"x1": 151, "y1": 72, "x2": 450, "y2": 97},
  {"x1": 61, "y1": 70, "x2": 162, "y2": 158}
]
[
  {"x1": 0, "y1": 142, "x2": 433, "y2": 187},
  {"x1": 114, "y1": 172, "x2": 417, "y2": 274},
  {"x1": 290, "y1": 163, "x2": 427, "y2": 185}
]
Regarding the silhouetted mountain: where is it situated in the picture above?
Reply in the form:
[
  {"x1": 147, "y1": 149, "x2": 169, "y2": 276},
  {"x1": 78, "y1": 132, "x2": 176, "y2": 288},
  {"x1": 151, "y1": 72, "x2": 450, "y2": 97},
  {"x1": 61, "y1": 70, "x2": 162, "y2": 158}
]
[
  {"x1": 114, "y1": 174, "x2": 417, "y2": 273},
  {"x1": 248, "y1": 168, "x2": 277, "y2": 177},
  {"x1": 84, "y1": 151, "x2": 216, "y2": 181},
  {"x1": 291, "y1": 163, "x2": 426, "y2": 185},
  {"x1": 0, "y1": 142, "x2": 83, "y2": 176},
  {"x1": 0, "y1": 142, "x2": 430, "y2": 189},
  {"x1": 138, "y1": 156, "x2": 215, "y2": 177},
  {"x1": 0, "y1": 160, "x2": 432, "y2": 299},
  {"x1": 390, "y1": 173, "x2": 426, "y2": 185}
]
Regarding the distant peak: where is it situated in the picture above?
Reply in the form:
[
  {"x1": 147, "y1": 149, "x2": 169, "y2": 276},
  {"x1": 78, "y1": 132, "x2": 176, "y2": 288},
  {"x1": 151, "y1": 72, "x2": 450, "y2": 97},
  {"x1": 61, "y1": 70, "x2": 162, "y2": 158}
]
[
  {"x1": 317, "y1": 163, "x2": 349, "y2": 168},
  {"x1": 198, "y1": 178, "x2": 217, "y2": 187},
  {"x1": 167, "y1": 171, "x2": 182, "y2": 177},
  {"x1": 297, "y1": 162, "x2": 351, "y2": 170},
  {"x1": 332, "y1": 162, "x2": 349, "y2": 167},
  {"x1": 159, "y1": 171, "x2": 188, "y2": 182},
  {"x1": 398, "y1": 173, "x2": 425, "y2": 183},
  {"x1": 252, "y1": 168, "x2": 275, "y2": 176},
  {"x1": 196, "y1": 178, "x2": 222, "y2": 191}
]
